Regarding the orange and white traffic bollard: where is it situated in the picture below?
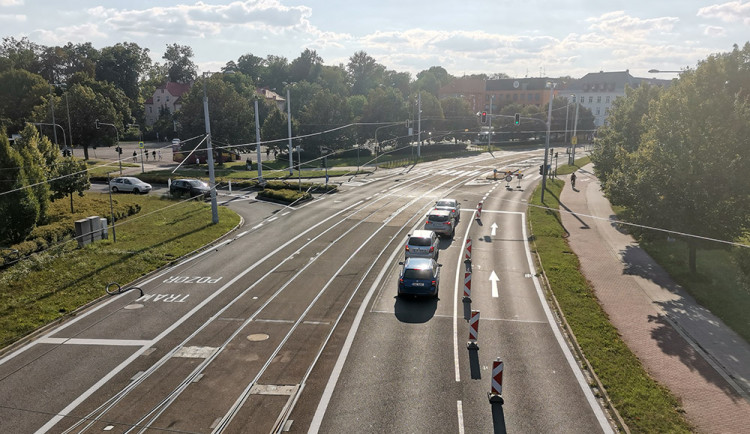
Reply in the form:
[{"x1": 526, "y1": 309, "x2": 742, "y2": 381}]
[
  {"x1": 467, "y1": 310, "x2": 480, "y2": 349},
  {"x1": 476, "y1": 202, "x2": 483, "y2": 219},
  {"x1": 464, "y1": 237, "x2": 472, "y2": 260},
  {"x1": 488, "y1": 358, "x2": 504, "y2": 404}
]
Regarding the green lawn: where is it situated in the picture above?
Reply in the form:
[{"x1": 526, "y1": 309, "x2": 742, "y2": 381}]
[
  {"x1": 529, "y1": 174, "x2": 692, "y2": 433},
  {"x1": 0, "y1": 193, "x2": 240, "y2": 349}
]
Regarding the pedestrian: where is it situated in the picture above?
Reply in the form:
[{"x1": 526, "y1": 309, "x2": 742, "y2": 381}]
[
  {"x1": 266, "y1": 147, "x2": 270, "y2": 158},
  {"x1": 152, "y1": 150, "x2": 156, "y2": 160},
  {"x1": 246, "y1": 157, "x2": 252, "y2": 170},
  {"x1": 133, "y1": 150, "x2": 137, "y2": 162},
  {"x1": 570, "y1": 171, "x2": 577, "y2": 189},
  {"x1": 158, "y1": 150, "x2": 162, "y2": 160},
  {"x1": 145, "y1": 151, "x2": 149, "y2": 161}
]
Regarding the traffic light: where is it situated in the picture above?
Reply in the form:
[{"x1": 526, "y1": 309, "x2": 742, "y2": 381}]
[
  {"x1": 481, "y1": 112, "x2": 487, "y2": 123},
  {"x1": 539, "y1": 165, "x2": 544, "y2": 175},
  {"x1": 514, "y1": 113, "x2": 520, "y2": 125}
]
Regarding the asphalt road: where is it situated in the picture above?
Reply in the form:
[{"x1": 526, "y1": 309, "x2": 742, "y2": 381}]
[{"x1": 0, "y1": 149, "x2": 613, "y2": 433}]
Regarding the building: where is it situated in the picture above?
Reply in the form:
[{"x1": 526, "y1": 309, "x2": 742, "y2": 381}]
[
  {"x1": 557, "y1": 71, "x2": 671, "y2": 127},
  {"x1": 256, "y1": 87, "x2": 286, "y2": 111},
  {"x1": 144, "y1": 82, "x2": 192, "y2": 126},
  {"x1": 439, "y1": 77, "x2": 556, "y2": 114}
]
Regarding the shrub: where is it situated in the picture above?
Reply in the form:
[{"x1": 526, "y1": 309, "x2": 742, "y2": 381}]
[{"x1": 257, "y1": 188, "x2": 311, "y2": 203}]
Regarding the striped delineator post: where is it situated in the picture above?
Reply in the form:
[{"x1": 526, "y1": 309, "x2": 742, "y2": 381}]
[
  {"x1": 488, "y1": 358, "x2": 504, "y2": 404},
  {"x1": 467, "y1": 310, "x2": 480, "y2": 349},
  {"x1": 463, "y1": 272, "x2": 472, "y2": 299},
  {"x1": 464, "y1": 237, "x2": 472, "y2": 260},
  {"x1": 476, "y1": 202, "x2": 483, "y2": 219}
]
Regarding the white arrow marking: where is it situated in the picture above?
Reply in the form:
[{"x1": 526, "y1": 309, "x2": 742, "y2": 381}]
[
  {"x1": 490, "y1": 223, "x2": 498, "y2": 236},
  {"x1": 489, "y1": 271, "x2": 500, "y2": 298}
]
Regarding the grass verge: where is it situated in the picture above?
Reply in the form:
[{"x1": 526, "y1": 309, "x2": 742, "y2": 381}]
[
  {"x1": 0, "y1": 193, "x2": 240, "y2": 350},
  {"x1": 529, "y1": 176, "x2": 692, "y2": 433}
]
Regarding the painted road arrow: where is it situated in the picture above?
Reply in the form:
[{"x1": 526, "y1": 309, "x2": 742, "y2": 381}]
[
  {"x1": 490, "y1": 222, "x2": 498, "y2": 236},
  {"x1": 489, "y1": 270, "x2": 500, "y2": 298}
]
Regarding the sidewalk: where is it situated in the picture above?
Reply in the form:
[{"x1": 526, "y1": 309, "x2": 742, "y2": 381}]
[{"x1": 559, "y1": 164, "x2": 750, "y2": 433}]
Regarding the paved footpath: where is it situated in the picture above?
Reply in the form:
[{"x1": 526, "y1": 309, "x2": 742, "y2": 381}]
[{"x1": 559, "y1": 164, "x2": 750, "y2": 433}]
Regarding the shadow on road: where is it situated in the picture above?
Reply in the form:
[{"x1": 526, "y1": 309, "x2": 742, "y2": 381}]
[
  {"x1": 491, "y1": 403, "x2": 507, "y2": 434},
  {"x1": 393, "y1": 296, "x2": 437, "y2": 323},
  {"x1": 468, "y1": 346, "x2": 481, "y2": 379}
]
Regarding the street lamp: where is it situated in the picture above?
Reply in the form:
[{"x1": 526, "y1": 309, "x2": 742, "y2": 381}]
[
  {"x1": 285, "y1": 84, "x2": 294, "y2": 176},
  {"x1": 32, "y1": 123, "x2": 65, "y2": 151},
  {"x1": 541, "y1": 82, "x2": 556, "y2": 202}
]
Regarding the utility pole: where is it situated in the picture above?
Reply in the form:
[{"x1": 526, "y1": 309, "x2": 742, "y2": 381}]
[
  {"x1": 417, "y1": 91, "x2": 422, "y2": 159},
  {"x1": 254, "y1": 99, "x2": 263, "y2": 183},
  {"x1": 541, "y1": 82, "x2": 555, "y2": 202},
  {"x1": 287, "y1": 87, "x2": 294, "y2": 176},
  {"x1": 203, "y1": 74, "x2": 219, "y2": 224}
]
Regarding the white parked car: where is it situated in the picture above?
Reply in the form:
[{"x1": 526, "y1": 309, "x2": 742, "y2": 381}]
[{"x1": 109, "y1": 176, "x2": 152, "y2": 194}]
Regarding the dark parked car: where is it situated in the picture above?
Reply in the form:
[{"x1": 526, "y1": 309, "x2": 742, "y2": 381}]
[
  {"x1": 170, "y1": 179, "x2": 210, "y2": 198},
  {"x1": 398, "y1": 257, "x2": 441, "y2": 298}
]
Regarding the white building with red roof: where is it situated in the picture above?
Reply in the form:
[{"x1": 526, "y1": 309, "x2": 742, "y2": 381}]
[{"x1": 144, "y1": 82, "x2": 191, "y2": 126}]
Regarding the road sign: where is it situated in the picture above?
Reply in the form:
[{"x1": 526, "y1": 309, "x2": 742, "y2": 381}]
[
  {"x1": 571, "y1": 136, "x2": 578, "y2": 145},
  {"x1": 139, "y1": 141, "x2": 145, "y2": 149}
]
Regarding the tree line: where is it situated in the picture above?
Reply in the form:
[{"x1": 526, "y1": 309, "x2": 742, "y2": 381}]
[{"x1": 591, "y1": 42, "x2": 750, "y2": 273}]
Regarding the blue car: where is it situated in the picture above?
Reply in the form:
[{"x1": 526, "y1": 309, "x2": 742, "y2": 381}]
[{"x1": 398, "y1": 257, "x2": 441, "y2": 298}]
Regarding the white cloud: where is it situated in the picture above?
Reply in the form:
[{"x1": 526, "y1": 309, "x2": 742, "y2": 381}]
[
  {"x1": 31, "y1": 23, "x2": 106, "y2": 45},
  {"x1": 587, "y1": 11, "x2": 679, "y2": 40},
  {"x1": 87, "y1": 1, "x2": 317, "y2": 38},
  {"x1": 697, "y1": 1, "x2": 750, "y2": 24},
  {"x1": 0, "y1": 13, "x2": 24, "y2": 21},
  {"x1": 0, "y1": 0, "x2": 23, "y2": 6},
  {"x1": 704, "y1": 25, "x2": 727, "y2": 36}
]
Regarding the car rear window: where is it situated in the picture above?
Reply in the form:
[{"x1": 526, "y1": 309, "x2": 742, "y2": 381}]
[
  {"x1": 428, "y1": 214, "x2": 449, "y2": 222},
  {"x1": 409, "y1": 237, "x2": 431, "y2": 246},
  {"x1": 404, "y1": 269, "x2": 433, "y2": 279},
  {"x1": 436, "y1": 201, "x2": 453, "y2": 207}
]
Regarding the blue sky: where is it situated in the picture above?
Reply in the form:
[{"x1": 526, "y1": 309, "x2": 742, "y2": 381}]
[{"x1": 1, "y1": 0, "x2": 748, "y2": 79}]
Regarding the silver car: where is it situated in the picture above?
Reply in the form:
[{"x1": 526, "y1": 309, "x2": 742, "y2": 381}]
[
  {"x1": 434, "y1": 198, "x2": 461, "y2": 222},
  {"x1": 405, "y1": 230, "x2": 439, "y2": 259},
  {"x1": 424, "y1": 209, "x2": 455, "y2": 238},
  {"x1": 109, "y1": 176, "x2": 152, "y2": 194}
]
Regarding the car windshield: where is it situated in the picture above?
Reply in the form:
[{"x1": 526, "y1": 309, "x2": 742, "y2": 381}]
[
  {"x1": 436, "y1": 201, "x2": 454, "y2": 207},
  {"x1": 403, "y1": 269, "x2": 433, "y2": 280},
  {"x1": 428, "y1": 214, "x2": 449, "y2": 222},
  {"x1": 188, "y1": 180, "x2": 207, "y2": 187}
]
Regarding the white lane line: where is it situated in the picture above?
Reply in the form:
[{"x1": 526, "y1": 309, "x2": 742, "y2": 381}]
[
  {"x1": 235, "y1": 231, "x2": 249, "y2": 238},
  {"x1": 267, "y1": 217, "x2": 278, "y2": 222},
  {"x1": 521, "y1": 212, "x2": 613, "y2": 433},
  {"x1": 281, "y1": 211, "x2": 290, "y2": 216},
  {"x1": 36, "y1": 338, "x2": 153, "y2": 346},
  {"x1": 369, "y1": 311, "x2": 547, "y2": 323},
  {"x1": 35, "y1": 200, "x2": 366, "y2": 433},
  {"x1": 252, "y1": 223, "x2": 263, "y2": 230},
  {"x1": 457, "y1": 400, "x2": 465, "y2": 434}
]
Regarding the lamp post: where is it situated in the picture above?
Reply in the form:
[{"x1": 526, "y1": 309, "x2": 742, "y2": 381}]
[
  {"x1": 49, "y1": 85, "x2": 58, "y2": 145},
  {"x1": 32, "y1": 123, "x2": 65, "y2": 151},
  {"x1": 417, "y1": 91, "x2": 422, "y2": 159},
  {"x1": 202, "y1": 73, "x2": 219, "y2": 225},
  {"x1": 254, "y1": 99, "x2": 263, "y2": 183},
  {"x1": 541, "y1": 82, "x2": 556, "y2": 202},
  {"x1": 287, "y1": 87, "x2": 294, "y2": 176}
]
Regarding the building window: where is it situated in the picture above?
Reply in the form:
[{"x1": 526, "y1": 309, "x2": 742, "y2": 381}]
[
  {"x1": 535, "y1": 93, "x2": 540, "y2": 101},
  {"x1": 571, "y1": 96, "x2": 576, "y2": 103},
  {"x1": 513, "y1": 94, "x2": 518, "y2": 101},
  {"x1": 156, "y1": 96, "x2": 160, "y2": 102},
  {"x1": 605, "y1": 96, "x2": 611, "y2": 103},
  {"x1": 148, "y1": 107, "x2": 152, "y2": 113},
  {"x1": 588, "y1": 96, "x2": 593, "y2": 103},
  {"x1": 596, "y1": 107, "x2": 600, "y2": 115},
  {"x1": 597, "y1": 96, "x2": 602, "y2": 103}
]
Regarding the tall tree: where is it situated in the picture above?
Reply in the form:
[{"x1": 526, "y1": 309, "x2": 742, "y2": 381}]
[
  {"x1": 347, "y1": 51, "x2": 384, "y2": 96},
  {"x1": 289, "y1": 49, "x2": 323, "y2": 83},
  {"x1": 234, "y1": 53, "x2": 265, "y2": 81},
  {"x1": 96, "y1": 42, "x2": 151, "y2": 102},
  {"x1": 163, "y1": 44, "x2": 197, "y2": 84},
  {"x1": 0, "y1": 131, "x2": 39, "y2": 243},
  {"x1": 0, "y1": 69, "x2": 49, "y2": 133},
  {"x1": 297, "y1": 89, "x2": 353, "y2": 150},
  {"x1": 14, "y1": 124, "x2": 52, "y2": 224},
  {"x1": 261, "y1": 55, "x2": 290, "y2": 91},
  {"x1": 0, "y1": 37, "x2": 44, "y2": 75}
]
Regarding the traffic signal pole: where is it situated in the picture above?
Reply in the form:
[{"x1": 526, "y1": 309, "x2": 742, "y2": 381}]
[{"x1": 541, "y1": 83, "x2": 555, "y2": 202}]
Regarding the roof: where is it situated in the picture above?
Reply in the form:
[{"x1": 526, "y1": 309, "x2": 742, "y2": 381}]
[
  {"x1": 486, "y1": 77, "x2": 551, "y2": 91},
  {"x1": 404, "y1": 257, "x2": 434, "y2": 268},
  {"x1": 563, "y1": 70, "x2": 671, "y2": 93},
  {"x1": 410, "y1": 230, "x2": 435, "y2": 238}
]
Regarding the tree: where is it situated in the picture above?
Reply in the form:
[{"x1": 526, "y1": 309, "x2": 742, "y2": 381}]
[
  {"x1": 0, "y1": 130, "x2": 39, "y2": 243},
  {"x1": 591, "y1": 84, "x2": 662, "y2": 185},
  {"x1": 261, "y1": 107, "x2": 292, "y2": 153},
  {"x1": 347, "y1": 51, "x2": 384, "y2": 96},
  {"x1": 297, "y1": 89, "x2": 353, "y2": 150},
  {"x1": 49, "y1": 157, "x2": 89, "y2": 214},
  {"x1": 235, "y1": 53, "x2": 265, "y2": 81},
  {"x1": 317, "y1": 64, "x2": 349, "y2": 98},
  {"x1": 261, "y1": 55, "x2": 290, "y2": 91},
  {"x1": 439, "y1": 97, "x2": 476, "y2": 141},
  {"x1": 599, "y1": 44, "x2": 750, "y2": 272},
  {"x1": 163, "y1": 44, "x2": 197, "y2": 84},
  {"x1": 14, "y1": 124, "x2": 52, "y2": 224},
  {"x1": 360, "y1": 87, "x2": 407, "y2": 141},
  {"x1": 0, "y1": 37, "x2": 44, "y2": 75},
  {"x1": 96, "y1": 42, "x2": 151, "y2": 102},
  {"x1": 0, "y1": 69, "x2": 49, "y2": 133},
  {"x1": 384, "y1": 70, "x2": 411, "y2": 98},
  {"x1": 177, "y1": 75, "x2": 253, "y2": 148},
  {"x1": 289, "y1": 49, "x2": 323, "y2": 83}
]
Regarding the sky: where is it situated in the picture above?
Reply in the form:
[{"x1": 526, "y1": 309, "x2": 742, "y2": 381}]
[{"x1": 1, "y1": 0, "x2": 749, "y2": 79}]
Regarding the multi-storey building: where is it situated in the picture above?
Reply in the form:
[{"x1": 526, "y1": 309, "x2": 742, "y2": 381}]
[{"x1": 144, "y1": 82, "x2": 192, "y2": 126}]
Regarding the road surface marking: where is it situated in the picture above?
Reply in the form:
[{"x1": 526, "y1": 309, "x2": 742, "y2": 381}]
[
  {"x1": 457, "y1": 400, "x2": 465, "y2": 434},
  {"x1": 490, "y1": 222, "x2": 498, "y2": 236},
  {"x1": 489, "y1": 271, "x2": 500, "y2": 298},
  {"x1": 36, "y1": 338, "x2": 152, "y2": 346}
]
